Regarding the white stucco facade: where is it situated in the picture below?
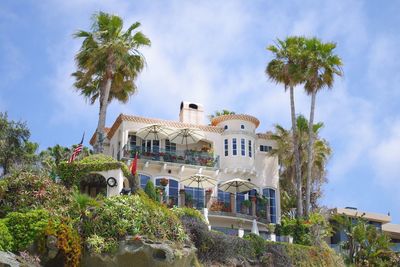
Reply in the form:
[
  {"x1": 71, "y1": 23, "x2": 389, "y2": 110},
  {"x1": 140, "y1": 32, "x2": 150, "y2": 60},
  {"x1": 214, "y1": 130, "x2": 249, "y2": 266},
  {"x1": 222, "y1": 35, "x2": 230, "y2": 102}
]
[{"x1": 92, "y1": 101, "x2": 281, "y2": 230}]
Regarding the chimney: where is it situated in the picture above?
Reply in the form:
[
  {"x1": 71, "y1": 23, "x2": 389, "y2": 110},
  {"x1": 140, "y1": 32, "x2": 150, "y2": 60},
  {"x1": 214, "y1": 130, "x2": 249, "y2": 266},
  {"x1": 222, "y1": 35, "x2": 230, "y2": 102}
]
[{"x1": 179, "y1": 101, "x2": 204, "y2": 125}]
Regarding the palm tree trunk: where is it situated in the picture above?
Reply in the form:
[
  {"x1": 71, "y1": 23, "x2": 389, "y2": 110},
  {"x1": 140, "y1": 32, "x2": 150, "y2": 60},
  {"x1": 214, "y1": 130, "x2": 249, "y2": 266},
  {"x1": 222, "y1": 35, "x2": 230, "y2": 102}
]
[
  {"x1": 305, "y1": 91, "x2": 316, "y2": 217},
  {"x1": 95, "y1": 76, "x2": 112, "y2": 154},
  {"x1": 289, "y1": 85, "x2": 303, "y2": 218}
]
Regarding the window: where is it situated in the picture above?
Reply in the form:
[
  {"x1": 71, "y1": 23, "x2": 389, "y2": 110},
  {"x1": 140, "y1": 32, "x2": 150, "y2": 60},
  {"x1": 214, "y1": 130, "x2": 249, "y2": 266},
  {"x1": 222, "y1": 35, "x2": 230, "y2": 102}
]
[
  {"x1": 236, "y1": 192, "x2": 245, "y2": 213},
  {"x1": 263, "y1": 188, "x2": 277, "y2": 223},
  {"x1": 156, "y1": 178, "x2": 179, "y2": 207},
  {"x1": 224, "y1": 139, "x2": 228, "y2": 156},
  {"x1": 129, "y1": 134, "x2": 137, "y2": 150},
  {"x1": 232, "y1": 138, "x2": 237, "y2": 155},
  {"x1": 260, "y1": 145, "x2": 272, "y2": 152},
  {"x1": 185, "y1": 186, "x2": 204, "y2": 209},
  {"x1": 165, "y1": 139, "x2": 176, "y2": 154},
  {"x1": 241, "y1": 124, "x2": 245, "y2": 129},
  {"x1": 139, "y1": 174, "x2": 151, "y2": 189},
  {"x1": 152, "y1": 140, "x2": 160, "y2": 153},
  {"x1": 241, "y1": 138, "x2": 245, "y2": 156},
  {"x1": 248, "y1": 140, "x2": 252, "y2": 157},
  {"x1": 224, "y1": 125, "x2": 228, "y2": 130},
  {"x1": 218, "y1": 190, "x2": 231, "y2": 211}
]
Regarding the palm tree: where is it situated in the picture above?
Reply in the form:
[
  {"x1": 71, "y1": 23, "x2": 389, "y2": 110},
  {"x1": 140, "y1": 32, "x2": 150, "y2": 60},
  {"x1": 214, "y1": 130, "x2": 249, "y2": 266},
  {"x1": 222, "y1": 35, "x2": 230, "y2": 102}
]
[
  {"x1": 303, "y1": 38, "x2": 343, "y2": 216},
  {"x1": 72, "y1": 12, "x2": 151, "y2": 153},
  {"x1": 266, "y1": 37, "x2": 306, "y2": 217},
  {"x1": 208, "y1": 109, "x2": 236, "y2": 122},
  {"x1": 269, "y1": 115, "x2": 331, "y2": 215}
]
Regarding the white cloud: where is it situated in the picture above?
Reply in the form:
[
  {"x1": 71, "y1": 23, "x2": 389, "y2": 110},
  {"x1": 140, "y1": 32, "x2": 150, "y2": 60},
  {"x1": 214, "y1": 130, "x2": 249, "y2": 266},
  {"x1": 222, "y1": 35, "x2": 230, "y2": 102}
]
[{"x1": 371, "y1": 120, "x2": 400, "y2": 186}]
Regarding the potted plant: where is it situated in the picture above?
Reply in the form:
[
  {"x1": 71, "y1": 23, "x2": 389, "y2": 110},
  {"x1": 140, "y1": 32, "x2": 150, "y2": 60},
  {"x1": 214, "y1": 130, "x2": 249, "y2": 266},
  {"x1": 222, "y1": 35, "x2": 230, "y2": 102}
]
[
  {"x1": 241, "y1": 199, "x2": 251, "y2": 214},
  {"x1": 267, "y1": 223, "x2": 276, "y2": 242},
  {"x1": 237, "y1": 219, "x2": 245, "y2": 238},
  {"x1": 160, "y1": 178, "x2": 169, "y2": 187}
]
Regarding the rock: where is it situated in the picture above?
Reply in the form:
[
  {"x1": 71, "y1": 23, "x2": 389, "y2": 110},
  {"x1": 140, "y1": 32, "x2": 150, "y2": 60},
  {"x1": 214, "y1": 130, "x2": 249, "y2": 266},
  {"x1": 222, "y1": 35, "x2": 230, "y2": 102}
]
[
  {"x1": 81, "y1": 237, "x2": 198, "y2": 267},
  {"x1": 0, "y1": 252, "x2": 20, "y2": 267}
]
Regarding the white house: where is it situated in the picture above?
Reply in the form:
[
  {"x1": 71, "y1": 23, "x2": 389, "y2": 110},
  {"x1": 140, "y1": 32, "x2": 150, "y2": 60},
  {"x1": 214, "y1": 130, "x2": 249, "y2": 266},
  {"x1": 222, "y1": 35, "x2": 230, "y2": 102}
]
[{"x1": 90, "y1": 101, "x2": 280, "y2": 236}]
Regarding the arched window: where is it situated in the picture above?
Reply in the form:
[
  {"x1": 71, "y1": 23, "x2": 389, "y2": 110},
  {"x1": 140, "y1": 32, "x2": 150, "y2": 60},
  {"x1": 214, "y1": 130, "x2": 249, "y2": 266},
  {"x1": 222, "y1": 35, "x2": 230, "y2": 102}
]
[
  {"x1": 185, "y1": 187, "x2": 204, "y2": 209},
  {"x1": 263, "y1": 188, "x2": 277, "y2": 224},
  {"x1": 155, "y1": 177, "x2": 179, "y2": 207},
  {"x1": 138, "y1": 174, "x2": 151, "y2": 189}
]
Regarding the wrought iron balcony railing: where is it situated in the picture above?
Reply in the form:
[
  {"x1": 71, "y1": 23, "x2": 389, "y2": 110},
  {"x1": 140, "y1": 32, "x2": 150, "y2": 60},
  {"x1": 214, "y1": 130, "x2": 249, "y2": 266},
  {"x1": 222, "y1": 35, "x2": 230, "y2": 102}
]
[{"x1": 121, "y1": 145, "x2": 220, "y2": 168}]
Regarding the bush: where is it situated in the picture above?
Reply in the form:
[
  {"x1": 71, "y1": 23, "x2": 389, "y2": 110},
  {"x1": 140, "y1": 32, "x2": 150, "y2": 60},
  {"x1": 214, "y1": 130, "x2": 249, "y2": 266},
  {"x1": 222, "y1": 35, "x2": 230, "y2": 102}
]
[
  {"x1": 171, "y1": 206, "x2": 205, "y2": 222},
  {"x1": 244, "y1": 233, "x2": 266, "y2": 257},
  {"x1": 45, "y1": 220, "x2": 81, "y2": 267},
  {"x1": 0, "y1": 219, "x2": 13, "y2": 251},
  {"x1": 0, "y1": 171, "x2": 73, "y2": 217},
  {"x1": 57, "y1": 154, "x2": 130, "y2": 187},
  {"x1": 82, "y1": 193, "x2": 187, "y2": 253},
  {"x1": 180, "y1": 216, "x2": 254, "y2": 263},
  {"x1": 144, "y1": 180, "x2": 157, "y2": 201},
  {"x1": 4, "y1": 209, "x2": 49, "y2": 251}
]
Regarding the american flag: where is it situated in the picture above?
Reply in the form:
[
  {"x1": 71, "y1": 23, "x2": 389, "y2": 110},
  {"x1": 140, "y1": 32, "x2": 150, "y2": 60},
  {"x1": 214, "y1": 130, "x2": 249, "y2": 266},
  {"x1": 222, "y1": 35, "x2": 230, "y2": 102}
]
[{"x1": 68, "y1": 133, "x2": 85, "y2": 163}]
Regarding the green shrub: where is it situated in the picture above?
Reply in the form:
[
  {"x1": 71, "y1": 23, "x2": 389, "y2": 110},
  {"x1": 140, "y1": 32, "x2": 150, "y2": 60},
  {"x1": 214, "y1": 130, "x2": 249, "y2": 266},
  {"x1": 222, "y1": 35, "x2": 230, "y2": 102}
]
[
  {"x1": 57, "y1": 154, "x2": 130, "y2": 187},
  {"x1": 171, "y1": 206, "x2": 205, "y2": 222},
  {"x1": 144, "y1": 180, "x2": 157, "y2": 201},
  {"x1": 244, "y1": 233, "x2": 266, "y2": 257},
  {"x1": 45, "y1": 220, "x2": 81, "y2": 267},
  {"x1": 5, "y1": 209, "x2": 49, "y2": 251},
  {"x1": 0, "y1": 171, "x2": 73, "y2": 217},
  {"x1": 180, "y1": 216, "x2": 254, "y2": 263},
  {"x1": 82, "y1": 193, "x2": 187, "y2": 253},
  {"x1": 0, "y1": 219, "x2": 13, "y2": 251}
]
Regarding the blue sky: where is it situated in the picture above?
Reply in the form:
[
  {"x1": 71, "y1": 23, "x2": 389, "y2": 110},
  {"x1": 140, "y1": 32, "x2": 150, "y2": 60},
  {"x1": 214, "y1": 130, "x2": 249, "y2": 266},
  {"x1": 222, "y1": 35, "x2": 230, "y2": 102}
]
[{"x1": 1, "y1": 0, "x2": 400, "y2": 222}]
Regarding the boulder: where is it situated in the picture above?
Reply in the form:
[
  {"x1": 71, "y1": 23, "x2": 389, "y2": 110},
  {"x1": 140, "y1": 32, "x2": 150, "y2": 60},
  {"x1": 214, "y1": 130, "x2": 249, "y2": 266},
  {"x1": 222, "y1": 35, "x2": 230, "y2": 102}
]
[{"x1": 81, "y1": 236, "x2": 198, "y2": 267}]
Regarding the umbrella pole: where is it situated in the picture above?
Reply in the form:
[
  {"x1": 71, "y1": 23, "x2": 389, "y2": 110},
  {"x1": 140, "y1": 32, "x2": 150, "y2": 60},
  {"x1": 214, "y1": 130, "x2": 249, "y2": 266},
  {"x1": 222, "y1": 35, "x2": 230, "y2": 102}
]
[{"x1": 197, "y1": 180, "x2": 200, "y2": 210}]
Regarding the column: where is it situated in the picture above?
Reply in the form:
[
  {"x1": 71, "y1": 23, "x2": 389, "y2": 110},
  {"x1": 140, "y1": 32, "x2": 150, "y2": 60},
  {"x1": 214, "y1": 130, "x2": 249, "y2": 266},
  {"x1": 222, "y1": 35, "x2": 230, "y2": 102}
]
[
  {"x1": 230, "y1": 193, "x2": 236, "y2": 214},
  {"x1": 251, "y1": 196, "x2": 257, "y2": 217},
  {"x1": 179, "y1": 189, "x2": 186, "y2": 207}
]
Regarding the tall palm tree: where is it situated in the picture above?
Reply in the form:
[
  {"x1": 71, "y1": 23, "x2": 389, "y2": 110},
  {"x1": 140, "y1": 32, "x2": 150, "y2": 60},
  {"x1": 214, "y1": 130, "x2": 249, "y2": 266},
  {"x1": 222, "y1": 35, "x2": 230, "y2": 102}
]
[
  {"x1": 266, "y1": 37, "x2": 306, "y2": 217},
  {"x1": 72, "y1": 12, "x2": 151, "y2": 153},
  {"x1": 303, "y1": 38, "x2": 343, "y2": 216}
]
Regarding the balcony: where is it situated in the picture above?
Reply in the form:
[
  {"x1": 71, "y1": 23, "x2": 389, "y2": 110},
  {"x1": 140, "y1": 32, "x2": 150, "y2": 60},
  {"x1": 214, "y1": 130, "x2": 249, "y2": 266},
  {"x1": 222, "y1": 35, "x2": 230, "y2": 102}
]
[
  {"x1": 206, "y1": 197, "x2": 272, "y2": 224},
  {"x1": 121, "y1": 145, "x2": 219, "y2": 168}
]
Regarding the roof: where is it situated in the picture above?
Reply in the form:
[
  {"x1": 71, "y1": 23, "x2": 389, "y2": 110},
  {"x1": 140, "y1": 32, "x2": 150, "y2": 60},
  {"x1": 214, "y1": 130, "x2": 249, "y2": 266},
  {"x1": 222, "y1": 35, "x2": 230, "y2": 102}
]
[
  {"x1": 332, "y1": 208, "x2": 391, "y2": 224},
  {"x1": 211, "y1": 114, "x2": 260, "y2": 128},
  {"x1": 256, "y1": 132, "x2": 273, "y2": 139},
  {"x1": 90, "y1": 114, "x2": 225, "y2": 145},
  {"x1": 382, "y1": 223, "x2": 400, "y2": 239},
  {"x1": 90, "y1": 114, "x2": 273, "y2": 146}
]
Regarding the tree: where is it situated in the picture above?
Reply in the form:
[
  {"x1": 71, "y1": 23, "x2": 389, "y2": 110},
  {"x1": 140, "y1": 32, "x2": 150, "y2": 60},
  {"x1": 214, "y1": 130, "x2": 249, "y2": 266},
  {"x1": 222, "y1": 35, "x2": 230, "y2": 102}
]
[
  {"x1": 0, "y1": 112, "x2": 38, "y2": 176},
  {"x1": 332, "y1": 214, "x2": 400, "y2": 265},
  {"x1": 39, "y1": 144, "x2": 91, "y2": 179},
  {"x1": 303, "y1": 38, "x2": 343, "y2": 216},
  {"x1": 72, "y1": 12, "x2": 151, "y2": 153},
  {"x1": 269, "y1": 115, "x2": 331, "y2": 215},
  {"x1": 208, "y1": 109, "x2": 236, "y2": 121},
  {"x1": 266, "y1": 37, "x2": 306, "y2": 217}
]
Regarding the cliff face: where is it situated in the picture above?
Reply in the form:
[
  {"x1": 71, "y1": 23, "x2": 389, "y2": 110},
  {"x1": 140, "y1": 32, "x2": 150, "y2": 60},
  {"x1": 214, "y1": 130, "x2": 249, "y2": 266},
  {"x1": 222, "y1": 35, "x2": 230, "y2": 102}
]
[{"x1": 80, "y1": 237, "x2": 198, "y2": 267}]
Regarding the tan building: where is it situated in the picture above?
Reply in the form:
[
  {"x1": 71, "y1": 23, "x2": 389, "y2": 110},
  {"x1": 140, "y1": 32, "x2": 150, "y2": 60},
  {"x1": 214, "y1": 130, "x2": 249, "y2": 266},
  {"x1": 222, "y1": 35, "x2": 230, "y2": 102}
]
[
  {"x1": 91, "y1": 101, "x2": 280, "y2": 236},
  {"x1": 330, "y1": 207, "x2": 400, "y2": 252}
]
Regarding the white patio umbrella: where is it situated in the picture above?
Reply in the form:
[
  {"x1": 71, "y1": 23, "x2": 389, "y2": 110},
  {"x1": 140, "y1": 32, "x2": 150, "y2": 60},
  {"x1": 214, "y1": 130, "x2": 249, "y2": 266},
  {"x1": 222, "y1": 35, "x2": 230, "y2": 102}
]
[
  {"x1": 219, "y1": 178, "x2": 258, "y2": 194},
  {"x1": 180, "y1": 174, "x2": 217, "y2": 209},
  {"x1": 251, "y1": 219, "x2": 260, "y2": 235},
  {"x1": 135, "y1": 124, "x2": 174, "y2": 141},
  {"x1": 168, "y1": 128, "x2": 205, "y2": 149}
]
